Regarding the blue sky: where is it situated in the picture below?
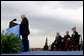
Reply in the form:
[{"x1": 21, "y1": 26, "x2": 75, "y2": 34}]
[{"x1": 1, "y1": 1, "x2": 83, "y2": 48}]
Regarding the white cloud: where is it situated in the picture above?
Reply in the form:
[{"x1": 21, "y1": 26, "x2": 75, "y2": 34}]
[
  {"x1": 30, "y1": 28, "x2": 42, "y2": 35},
  {"x1": 33, "y1": 5, "x2": 83, "y2": 24}
]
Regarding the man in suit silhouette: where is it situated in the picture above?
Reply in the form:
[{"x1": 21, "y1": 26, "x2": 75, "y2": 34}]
[
  {"x1": 20, "y1": 14, "x2": 30, "y2": 51},
  {"x1": 64, "y1": 31, "x2": 70, "y2": 43},
  {"x1": 55, "y1": 32, "x2": 62, "y2": 50},
  {"x1": 71, "y1": 26, "x2": 79, "y2": 50},
  {"x1": 63, "y1": 31, "x2": 71, "y2": 50}
]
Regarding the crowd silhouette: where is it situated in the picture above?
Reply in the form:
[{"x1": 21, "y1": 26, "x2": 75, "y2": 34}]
[
  {"x1": 43, "y1": 27, "x2": 83, "y2": 51},
  {"x1": 50, "y1": 27, "x2": 83, "y2": 51}
]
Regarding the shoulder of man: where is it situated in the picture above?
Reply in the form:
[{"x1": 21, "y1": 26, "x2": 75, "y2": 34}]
[
  {"x1": 72, "y1": 31, "x2": 78, "y2": 36},
  {"x1": 68, "y1": 34, "x2": 70, "y2": 37},
  {"x1": 64, "y1": 35, "x2": 67, "y2": 37},
  {"x1": 24, "y1": 18, "x2": 28, "y2": 22},
  {"x1": 59, "y1": 35, "x2": 62, "y2": 38},
  {"x1": 74, "y1": 31, "x2": 78, "y2": 34},
  {"x1": 24, "y1": 17, "x2": 28, "y2": 20}
]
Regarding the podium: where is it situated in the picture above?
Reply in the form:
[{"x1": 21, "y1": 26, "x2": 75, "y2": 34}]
[{"x1": 4, "y1": 20, "x2": 30, "y2": 53}]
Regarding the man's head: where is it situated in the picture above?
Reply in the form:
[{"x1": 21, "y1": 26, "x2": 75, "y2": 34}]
[
  {"x1": 21, "y1": 14, "x2": 26, "y2": 20},
  {"x1": 56, "y1": 32, "x2": 60, "y2": 36},
  {"x1": 66, "y1": 31, "x2": 69, "y2": 35},
  {"x1": 72, "y1": 26, "x2": 76, "y2": 32}
]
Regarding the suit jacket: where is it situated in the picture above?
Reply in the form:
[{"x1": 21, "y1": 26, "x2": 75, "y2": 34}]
[
  {"x1": 72, "y1": 31, "x2": 78, "y2": 40},
  {"x1": 64, "y1": 34, "x2": 70, "y2": 42},
  {"x1": 55, "y1": 35, "x2": 62, "y2": 43},
  {"x1": 71, "y1": 31, "x2": 80, "y2": 43},
  {"x1": 20, "y1": 17, "x2": 30, "y2": 35}
]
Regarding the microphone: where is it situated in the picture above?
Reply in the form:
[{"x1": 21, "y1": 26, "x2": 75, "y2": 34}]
[
  {"x1": 12, "y1": 18, "x2": 17, "y2": 21},
  {"x1": 9, "y1": 18, "x2": 18, "y2": 28}
]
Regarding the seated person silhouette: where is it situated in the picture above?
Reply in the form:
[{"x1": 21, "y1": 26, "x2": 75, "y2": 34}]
[
  {"x1": 71, "y1": 26, "x2": 80, "y2": 50},
  {"x1": 63, "y1": 31, "x2": 71, "y2": 50},
  {"x1": 51, "y1": 40, "x2": 57, "y2": 51},
  {"x1": 55, "y1": 32, "x2": 62, "y2": 50}
]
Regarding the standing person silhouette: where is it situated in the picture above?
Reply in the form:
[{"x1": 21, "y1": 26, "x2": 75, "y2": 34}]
[{"x1": 20, "y1": 14, "x2": 30, "y2": 52}]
